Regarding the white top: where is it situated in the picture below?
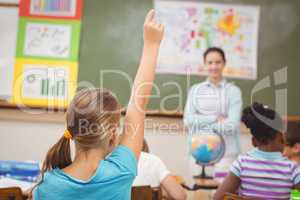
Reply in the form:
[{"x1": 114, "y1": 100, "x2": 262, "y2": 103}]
[{"x1": 133, "y1": 152, "x2": 170, "y2": 187}]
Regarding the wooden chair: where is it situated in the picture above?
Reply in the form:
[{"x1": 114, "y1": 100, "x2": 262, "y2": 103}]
[
  {"x1": 131, "y1": 186, "x2": 162, "y2": 200},
  {"x1": 0, "y1": 187, "x2": 24, "y2": 200},
  {"x1": 152, "y1": 187, "x2": 162, "y2": 200}
]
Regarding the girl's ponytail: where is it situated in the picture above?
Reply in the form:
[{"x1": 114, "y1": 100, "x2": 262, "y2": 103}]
[
  {"x1": 31, "y1": 134, "x2": 72, "y2": 198},
  {"x1": 41, "y1": 135, "x2": 72, "y2": 173}
]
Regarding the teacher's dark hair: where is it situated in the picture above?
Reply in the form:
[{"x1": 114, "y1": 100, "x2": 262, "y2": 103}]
[{"x1": 203, "y1": 47, "x2": 226, "y2": 63}]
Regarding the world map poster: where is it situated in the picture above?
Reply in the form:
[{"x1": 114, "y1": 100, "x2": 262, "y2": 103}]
[{"x1": 155, "y1": 1, "x2": 260, "y2": 80}]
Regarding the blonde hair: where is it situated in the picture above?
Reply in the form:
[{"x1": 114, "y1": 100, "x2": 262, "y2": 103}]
[{"x1": 42, "y1": 88, "x2": 121, "y2": 172}]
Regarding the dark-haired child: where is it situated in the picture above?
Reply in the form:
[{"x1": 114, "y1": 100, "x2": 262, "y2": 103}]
[
  {"x1": 214, "y1": 102, "x2": 300, "y2": 200},
  {"x1": 283, "y1": 121, "x2": 300, "y2": 199}
]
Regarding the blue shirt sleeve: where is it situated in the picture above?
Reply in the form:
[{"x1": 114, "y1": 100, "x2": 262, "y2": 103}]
[{"x1": 105, "y1": 145, "x2": 138, "y2": 176}]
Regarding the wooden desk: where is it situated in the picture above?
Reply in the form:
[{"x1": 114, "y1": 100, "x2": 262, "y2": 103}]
[
  {"x1": 179, "y1": 177, "x2": 219, "y2": 200},
  {"x1": 193, "y1": 177, "x2": 219, "y2": 190},
  {"x1": 182, "y1": 177, "x2": 219, "y2": 191},
  {"x1": 186, "y1": 190, "x2": 212, "y2": 200}
]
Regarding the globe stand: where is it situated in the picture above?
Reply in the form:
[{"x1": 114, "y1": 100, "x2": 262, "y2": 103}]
[
  {"x1": 193, "y1": 165, "x2": 212, "y2": 179},
  {"x1": 192, "y1": 164, "x2": 218, "y2": 190}
]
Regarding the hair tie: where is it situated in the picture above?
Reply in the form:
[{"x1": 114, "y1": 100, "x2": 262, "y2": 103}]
[{"x1": 64, "y1": 130, "x2": 73, "y2": 140}]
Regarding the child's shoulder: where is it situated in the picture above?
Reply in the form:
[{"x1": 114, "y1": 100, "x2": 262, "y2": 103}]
[
  {"x1": 42, "y1": 168, "x2": 71, "y2": 182},
  {"x1": 235, "y1": 151, "x2": 255, "y2": 161},
  {"x1": 140, "y1": 152, "x2": 161, "y2": 161},
  {"x1": 139, "y1": 152, "x2": 166, "y2": 168},
  {"x1": 236, "y1": 149, "x2": 299, "y2": 169}
]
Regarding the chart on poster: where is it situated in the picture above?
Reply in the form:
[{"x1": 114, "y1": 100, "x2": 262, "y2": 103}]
[{"x1": 22, "y1": 66, "x2": 68, "y2": 99}]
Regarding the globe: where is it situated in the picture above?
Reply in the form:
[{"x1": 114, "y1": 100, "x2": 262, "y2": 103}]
[{"x1": 190, "y1": 133, "x2": 225, "y2": 166}]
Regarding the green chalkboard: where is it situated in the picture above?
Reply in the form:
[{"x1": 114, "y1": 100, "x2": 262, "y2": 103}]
[{"x1": 79, "y1": 0, "x2": 300, "y2": 116}]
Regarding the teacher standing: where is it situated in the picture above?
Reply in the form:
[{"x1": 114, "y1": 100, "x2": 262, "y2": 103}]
[{"x1": 184, "y1": 47, "x2": 242, "y2": 181}]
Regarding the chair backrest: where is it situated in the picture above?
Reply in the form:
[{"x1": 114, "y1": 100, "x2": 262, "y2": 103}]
[
  {"x1": 131, "y1": 186, "x2": 162, "y2": 200},
  {"x1": 0, "y1": 187, "x2": 24, "y2": 200},
  {"x1": 132, "y1": 186, "x2": 152, "y2": 200},
  {"x1": 151, "y1": 187, "x2": 162, "y2": 200}
]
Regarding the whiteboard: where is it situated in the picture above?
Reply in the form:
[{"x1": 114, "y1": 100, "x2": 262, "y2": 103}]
[
  {"x1": 0, "y1": 6, "x2": 18, "y2": 99},
  {"x1": 0, "y1": 0, "x2": 19, "y2": 4}
]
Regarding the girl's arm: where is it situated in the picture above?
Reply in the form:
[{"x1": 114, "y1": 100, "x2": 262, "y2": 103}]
[
  {"x1": 120, "y1": 10, "x2": 164, "y2": 159},
  {"x1": 213, "y1": 172, "x2": 241, "y2": 200},
  {"x1": 161, "y1": 175, "x2": 187, "y2": 200}
]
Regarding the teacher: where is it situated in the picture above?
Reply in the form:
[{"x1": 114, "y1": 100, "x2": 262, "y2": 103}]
[{"x1": 184, "y1": 47, "x2": 242, "y2": 181}]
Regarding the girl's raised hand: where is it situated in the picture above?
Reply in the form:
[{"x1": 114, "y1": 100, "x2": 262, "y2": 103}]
[{"x1": 143, "y1": 9, "x2": 164, "y2": 46}]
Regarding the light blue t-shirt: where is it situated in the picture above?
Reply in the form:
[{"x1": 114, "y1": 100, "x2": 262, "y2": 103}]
[{"x1": 34, "y1": 145, "x2": 137, "y2": 200}]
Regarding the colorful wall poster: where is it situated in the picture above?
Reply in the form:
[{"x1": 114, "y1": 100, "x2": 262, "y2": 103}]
[
  {"x1": 11, "y1": 0, "x2": 82, "y2": 108},
  {"x1": 16, "y1": 17, "x2": 80, "y2": 61},
  {"x1": 12, "y1": 59, "x2": 78, "y2": 107},
  {"x1": 155, "y1": 1, "x2": 260, "y2": 80},
  {"x1": 19, "y1": 0, "x2": 83, "y2": 19}
]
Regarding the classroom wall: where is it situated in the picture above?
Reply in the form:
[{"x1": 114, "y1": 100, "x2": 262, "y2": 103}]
[
  {"x1": 0, "y1": 114, "x2": 252, "y2": 185},
  {"x1": 79, "y1": 0, "x2": 300, "y2": 115}
]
